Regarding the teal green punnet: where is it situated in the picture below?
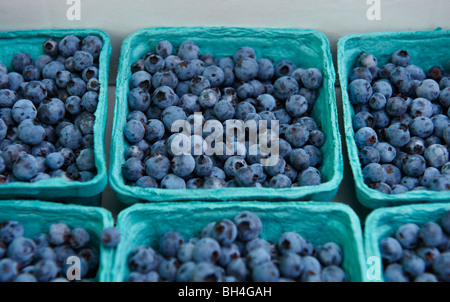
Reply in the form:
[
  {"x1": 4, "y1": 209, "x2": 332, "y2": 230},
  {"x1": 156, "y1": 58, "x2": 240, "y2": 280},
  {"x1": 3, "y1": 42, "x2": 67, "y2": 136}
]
[
  {"x1": 110, "y1": 26, "x2": 343, "y2": 205},
  {"x1": 112, "y1": 201, "x2": 367, "y2": 282},
  {"x1": 338, "y1": 29, "x2": 450, "y2": 209},
  {"x1": 0, "y1": 29, "x2": 111, "y2": 206},
  {"x1": 364, "y1": 202, "x2": 450, "y2": 282},
  {"x1": 0, "y1": 199, "x2": 115, "y2": 282}
]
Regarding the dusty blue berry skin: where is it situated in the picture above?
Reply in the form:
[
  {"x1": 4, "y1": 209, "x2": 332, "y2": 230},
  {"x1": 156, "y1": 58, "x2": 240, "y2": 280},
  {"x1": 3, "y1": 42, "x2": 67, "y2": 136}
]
[
  {"x1": 0, "y1": 258, "x2": 19, "y2": 282},
  {"x1": 37, "y1": 98, "x2": 66, "y2": 125},
  {"x1": 161, "y1": 174, "x2": 186, "y2": 189},
  {"x1": 380, "y1": 237, "x2": 403, "y2": 263},
  {"x1": 273, "y1": 76, "x2": 299, "y2": 100},
  {"x1": 348, "y1": 79, "x2": 372, "y2": 105},
  {"x1": 424, "y1": 144, "x2": 449, "y2": 168},
  {"x1": 362, "y1": 163, "x2": 387, "y2": 186},
  {"x1": 419, "y1": 222, "x2": 443, "y2": 248},
  {"x1": 22, "y1": 65, "x2": 41, "y2": 81},
  {"x1": 349, "y1": 67, "x2": 372, "y2": 82},
  {"x1": 122, "y1": 157, "x2": 144, "y2": 181},
  {"x1": 354, "y1": 127, "x2": 378, "y2": 149},
  {"x1": 277, "y1": 232, "x2": 305, "y2": 255},
  {"x1": 127, "y1": 245, "x2": 160, "y2": 274},
  {"x1": 416, "y1": 79, "x2": 440, "y2": 101},
  {"x1": 384, "y1": 263, "x2": 409, "y2": 282},
  {"x1": 359, "y1": 146, "x2": 380, "y2": 166},
  {"x1": 128, "y1": 87, "x2": 150, "y2": 112},
  {"x1": 12, "y1": 99, "x2": 37, "y2": 123}
]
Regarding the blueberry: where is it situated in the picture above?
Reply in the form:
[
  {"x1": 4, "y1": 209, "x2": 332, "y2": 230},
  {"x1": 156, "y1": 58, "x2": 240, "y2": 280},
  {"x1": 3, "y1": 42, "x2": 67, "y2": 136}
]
[
  {"x1": 37, "y1": 98, "x2": 66, "y2": 125},
  {"x1": 300, "y1": 256, "x2": 322, "y2": 281},
  {"x1": 414, "y1": 273, "x2": 439, "y2": 282},
  {"x1": 128, "y1": 245, "x2": 159, "y2": 274},
  {"x1": 277, "y1": 232, "x2": 305, "y2": 256},
  {"x1": 66, "y1": 77, "x2": 87, "y2": 96},
  {"x1": 404, "y1": 136, "x2": 426, "y2": 155},
  {"x1": 177, "y1": 41, "x2": 200, "y2": 61},
  {"x1": 386, "y1": 96, "x2": 409, "y2": 117},
  {"x1": 403, "y1": 154, "x2": 426, "y2": 178},
  {"x1": 214, "y1": 99, "x2": 235, "y2": 122},
  {"x1": 79, "y1": 36, "x2": 102, "y2": 60},
  {"x1": 279, "y1": 252, "x2": 303, "y2": 278},
  {"x1": 273, "y1": 76, "x2": 299, "y2": 100},
  {"x1": 13, "y1": 153, "x2": 38, "y2": 180},
  {"x1": 257, "y1": 58, "x2": 274, "y2": 81},
  {"x1": 152, "y1": 86, "x2": 179, "y2": 110},
  {"x1": 160, "y1": 173, "x2": 186, "y2": 189},
  {"x1": 395, "y1": 223, "x2": 420, "y2": 249},
  {"x1": 406, "y1": 64, "x2": 426, "y2": 81},
  {"x1": 368, "y1": 93, "x2": 387, "y2": 111},
  {"x1": 357, "y1": 52, "x2": 377, "y2": 72},
  {"x1": 384, "y1": 263, "x2": 409, "y2": 282},
  {"x1": 144, "y1": 119, "x2": 164, "y2": 143},
  {"x1": 298, "y1": 167, "x2": 321, "y2": 186},
  {"x1": 128, "y1": 87, "x2": 151, "y2": 112},
  {"x1": 45, "y1": 152, "x2": 65, "y2": 170},
  {"x1": 391, "y1": 50, "x2": 410, "y2": 67},
  {"x1": 288, "y1": 148, "x2": 311, "y2": 171},
  {"x1": 321, "y1": 265, "x2": 347, "y2": 282},
  {"x1": 375, "y1": 142, "x2": 396, "y2": 163},
  {"x1": 268, "y1": 173, "x2": 292, "y2": 188},
  {"x1": 384, "y1": 123, "x2": 410, "y2": 147},
  {"x1": 301, "y1": 68, "x2": 323, "y2": 89},
  {"x1": 12, "y1": 99, "x2": 37, "y2": 123},
  {"x1": 424, "y1": 144, "x2": 448, "y2": 168},
  {"x1": 389, "y1": 66, "x2": 411, "y2": 87},
  {"x1": 380, "y1": 237, "x2": 403, "y2": 263},
  {"x1": 58, "y1": 35, "x2": 81, "y2": 57},
  {"x1": 198, "y1": 88, "x2": 220, "y2": 109},
  {"x1": 419, "y1": 222, "x2": 443, "y2": 247},
  {"x1": 211, "y1": 219, "x2": 237, "y2": 246},
  {"x1": 0, "y1": 258, "x2": 19, "y2": 282},
  {"x1": 354, "y1": 127, "x2": 378, "y2": 149},
  {"x1": 192, "y1": 237, "x2": 221, "y2": 263},
  {"x1": 252, "y1": 261, "x2": 279, "y2": 282},
  {"x1": 348, "y1": 79, "x2": 372, "y2": 105},
  {"x1": 11, "y1": 52, "x2": 33, "y2": 73},
  {"x1": 122, "y1": 157, "x2": 144, "y2": 181},
  {"x1": 202, "y1": 65, "x2": 224, "y2": 88},
  {"x1": 416, "y1": 79, "x2": 440, "y2": 101},
  {"x1": 359, "y1": 146, "x2": 380, "y2": 166},
  {"x1": 7, "y1": 237, "x2": 36, "y2": 267},
  {"x1": 349, "y1": 67, "x2": 372, "y2": 82},
  {"x1": 0, "y1": 221, "x2": 24, "y2": 244},
  {"x1": 171, "y1": 154, "x2": 195, "y2": 178},
  {"x1": 7, "y1": 72, "x2": 24, "y2": 91},
  {"x1": 144, "y1": 54, "x2": 165, "y2": 75}
]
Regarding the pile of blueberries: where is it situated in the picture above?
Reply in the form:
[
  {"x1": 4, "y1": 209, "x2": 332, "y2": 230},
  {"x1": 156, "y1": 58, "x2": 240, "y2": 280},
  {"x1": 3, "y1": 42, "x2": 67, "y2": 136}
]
[
  {"x1": 380, "y1": 210, "x2": 450, "y2": 282},
  {"x1": 349, "y1": 50, "x2": 450, "y2": 193},
  {"x1": 126, "y1": 211, "x2": 347, "y2": 282},
  {"x1": 122, "y1": 40, "x2": 326, "y2": 189},
  {"x1": 0, "y1": 220, "x2": 120, "y2": 282},
  {"x1": 0, "y1": 34, "x2": 103, "y2": 184}
]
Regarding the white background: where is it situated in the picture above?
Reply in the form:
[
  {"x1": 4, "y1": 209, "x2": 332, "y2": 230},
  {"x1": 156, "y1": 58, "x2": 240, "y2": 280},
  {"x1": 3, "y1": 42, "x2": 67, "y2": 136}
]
[{"x1": 1, "y1": 0, "x2": 450, "y2": 220}]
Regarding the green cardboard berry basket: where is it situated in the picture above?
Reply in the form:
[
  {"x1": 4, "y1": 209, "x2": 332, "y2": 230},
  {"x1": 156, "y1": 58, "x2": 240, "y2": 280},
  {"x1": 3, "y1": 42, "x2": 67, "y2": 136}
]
[
  {"x1": 338, "y1": 29, "x2": 450, "y2": 209},
  {"x1": 364, "y1": 202, "x2": 450, "y2": 282},
  {"x1": 0, "y1": 199, "x2": 115, "y2": 282},
  {"x1": 0, "y1": 29, "x2": 111, "y2": 206},
  {"x1": 111, "y1": 201, "x2": 367, "y2": 282},
  {"x1": 110, "y1": 26, "x2": 343, "y2": 205}
]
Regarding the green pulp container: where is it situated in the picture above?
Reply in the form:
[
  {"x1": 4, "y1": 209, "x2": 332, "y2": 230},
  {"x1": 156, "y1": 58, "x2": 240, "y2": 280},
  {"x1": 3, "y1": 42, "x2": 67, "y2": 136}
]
[
  {"x1": 338, "y1": 29, "x2": 450, "y2": 209},
  {"x1": 0, "y1": 29, "x2": 111, "y2": 206},
  {"x1": 110, "y1": 26, "x2": 343, "y2": 205},
  {"x1": 111, "y1": 201, "x2": 367, "y2": 282},
  {"x1": 0, "y1": 199, "x2": 115, "y2": 282},
  {"x1": 364, "y1": 202, "x2": 450, "y2": 282}
]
